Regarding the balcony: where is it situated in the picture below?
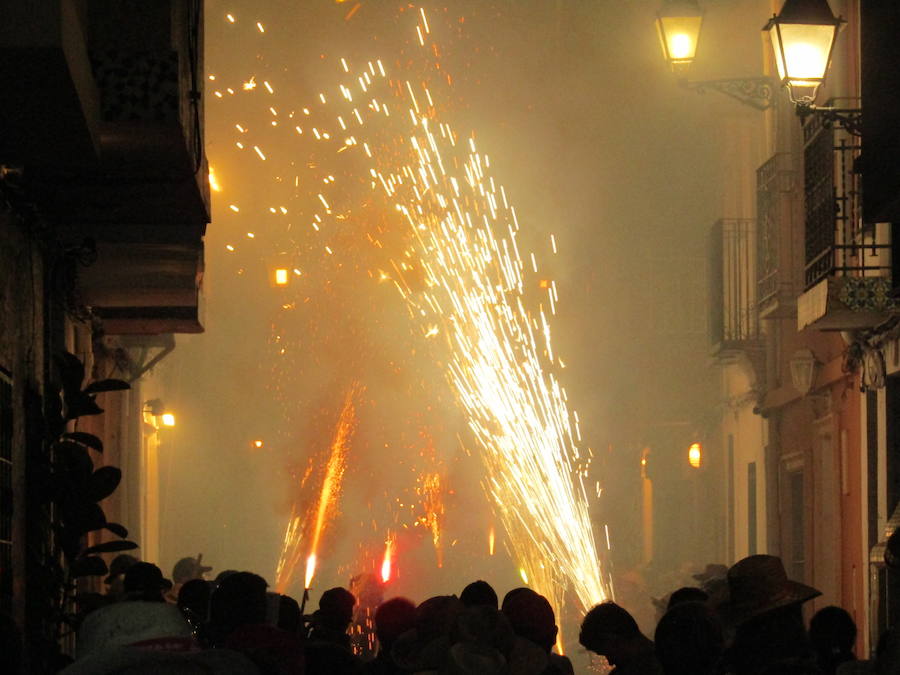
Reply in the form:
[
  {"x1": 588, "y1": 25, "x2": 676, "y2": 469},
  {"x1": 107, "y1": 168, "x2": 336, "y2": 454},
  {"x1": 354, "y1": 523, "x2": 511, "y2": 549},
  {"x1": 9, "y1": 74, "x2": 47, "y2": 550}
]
[
  {"x1": 0, "y1": 0, "x2": 208, "y2": 334},
  {"x1": 756, "y1": 153, "x2": 798, "y2": 319},
  {"x1": 797, "y1": 103, "x2": 895, "y2": 332},
  {"x1": 710, "y1": 219, "x2": 762, "y2": 359}
]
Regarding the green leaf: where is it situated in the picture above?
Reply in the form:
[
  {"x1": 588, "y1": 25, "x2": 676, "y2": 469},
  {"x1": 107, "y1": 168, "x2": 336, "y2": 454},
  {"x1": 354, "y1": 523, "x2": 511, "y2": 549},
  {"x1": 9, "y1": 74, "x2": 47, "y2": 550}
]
[
  {"x1": 66, "y1": 502, "x2": 106, "y2": 535},
  {"x1": 83, "y1": 379, "x2": 131, "y2": 395},
  {"x1": 104, "y1": 522, "x2": 128, "y2": 538},
  {"x1": 87, "y1": 466, "x2": 121, "y2": 502},
  {"x1": 55, "y1": 352, "x2": 85, "y2": 396},
  {"x1": 82, "y1": 540, "x2": 138, "y2": 555},
  {"x1": 52, "y1": 442, "x2": 94, "y2": 485},
  {"x1": 64, "y1": 392, "x2": 104, "y2": 420},
  {"x1": 70, "y1": 556, "x2": 108, "y2": 578},
  {"x1": 63, "y1": 432, "x2": 104, "y2": 453}
]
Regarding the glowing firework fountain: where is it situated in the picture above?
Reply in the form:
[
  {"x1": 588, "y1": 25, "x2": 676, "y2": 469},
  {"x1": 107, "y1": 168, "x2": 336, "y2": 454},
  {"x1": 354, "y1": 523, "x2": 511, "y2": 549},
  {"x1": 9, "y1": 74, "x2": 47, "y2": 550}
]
[
  {"x1": 358, "y1": 9, "x2": 610, "y2": 613},
  {"x1": 276, "y1": 384, "x2": 359, "y2": 596},
  {"x1": 211, "y1": 1, "x2": 610, "y2": 631},
  {"x1": 380, "y1": 535, "x2": 393, "y2": 584}
]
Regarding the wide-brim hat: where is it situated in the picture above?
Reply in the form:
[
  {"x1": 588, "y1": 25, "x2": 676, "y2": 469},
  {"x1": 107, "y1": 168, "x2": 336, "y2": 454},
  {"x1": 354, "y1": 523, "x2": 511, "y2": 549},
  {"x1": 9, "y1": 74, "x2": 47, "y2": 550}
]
[
  {"x1": 722, "y1": 555, "x2": 820, "y2": 625},
  {"x1": 172, "y1": 556, "x2": 213, "y2": 584},
  {"x1": 123, "y1": 562, "x2": 173, "y2": 593}
]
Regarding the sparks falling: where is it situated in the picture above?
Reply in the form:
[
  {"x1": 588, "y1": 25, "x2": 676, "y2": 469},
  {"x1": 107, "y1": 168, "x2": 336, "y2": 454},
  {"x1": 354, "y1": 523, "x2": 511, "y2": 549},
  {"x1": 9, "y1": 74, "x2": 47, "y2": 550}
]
[
  {"x1": 417, "y1": 472, "x2": 444, "y2": 568},
  {"x1": 364, "y1": 8, "x2": 609, "y2": 611},
  {"x1": 275, "y1": 385, "x2": 359, "y2": 593},
  {"x1": 213, "y1": 2, "x2": 608, "y2": 614}
]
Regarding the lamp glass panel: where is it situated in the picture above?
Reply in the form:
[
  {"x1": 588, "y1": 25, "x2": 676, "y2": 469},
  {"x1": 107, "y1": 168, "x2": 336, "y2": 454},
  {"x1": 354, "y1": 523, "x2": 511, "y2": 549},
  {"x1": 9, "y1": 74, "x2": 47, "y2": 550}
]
[
  {"x1": 688, "y1": 443, "x2": 702, "y2": 469},
  {"x1": 775, "y1": 22, "x2": 836, "y2": 84},
  {"x1": 657, "y1": 15, "x2": 703, "y2": 64},
  {"x1": 790, "y1": 359, "x2": 814, "y2": 394}
]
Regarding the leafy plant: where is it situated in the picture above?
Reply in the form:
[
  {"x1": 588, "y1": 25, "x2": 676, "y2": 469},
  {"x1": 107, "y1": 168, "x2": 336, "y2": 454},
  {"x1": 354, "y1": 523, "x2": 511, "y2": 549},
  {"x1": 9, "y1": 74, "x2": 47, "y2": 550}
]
[{"x1": 46, "y1": 351, "x2": 138, "y2": 633}]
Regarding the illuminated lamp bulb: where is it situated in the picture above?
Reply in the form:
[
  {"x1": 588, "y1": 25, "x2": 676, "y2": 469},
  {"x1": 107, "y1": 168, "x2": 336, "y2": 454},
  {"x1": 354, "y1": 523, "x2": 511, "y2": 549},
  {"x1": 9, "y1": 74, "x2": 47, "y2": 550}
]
[{"x1": 688, "y1": 442, "x2": 702, "y2": 469}]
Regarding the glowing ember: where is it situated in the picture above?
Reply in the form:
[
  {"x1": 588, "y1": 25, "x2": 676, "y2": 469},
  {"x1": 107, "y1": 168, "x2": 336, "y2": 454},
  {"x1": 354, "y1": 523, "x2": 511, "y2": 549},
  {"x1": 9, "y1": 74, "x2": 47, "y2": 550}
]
[
  {"x1": 488, "y1": 525, "x2": 495, "y2": 556},
  {"x1": 380, "y1": 536, "x2": 393, "y2": 583},
  {"x1": 275, "y1": 386, "x2": 359, "y2": 593},
  {"x1": 417, "y1": 472, "x2": 444, "y2": 568},
  {"x1": 309, "y1": 387, "x2": 357, "y2": 556},
  {"x1": 304, "y1": 553, "x2": 316, "y2": 590}
]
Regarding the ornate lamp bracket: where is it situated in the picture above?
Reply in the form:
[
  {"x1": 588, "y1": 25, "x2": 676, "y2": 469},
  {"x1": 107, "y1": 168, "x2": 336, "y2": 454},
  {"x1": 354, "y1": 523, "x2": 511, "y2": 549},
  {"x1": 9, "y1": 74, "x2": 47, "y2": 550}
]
[
  {"x1": 796, "y1": 102, "x2": 862, "y2": 136},
  {"x1": 679, "y1": 76, "x2": 776, "y2": 111}
]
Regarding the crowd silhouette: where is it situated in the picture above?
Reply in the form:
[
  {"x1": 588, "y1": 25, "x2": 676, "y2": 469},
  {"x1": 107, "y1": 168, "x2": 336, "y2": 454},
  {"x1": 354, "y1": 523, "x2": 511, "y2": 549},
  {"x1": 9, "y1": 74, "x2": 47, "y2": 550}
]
[{"x1": 5, "y1": 552, "x2": 898, "y2": 674}]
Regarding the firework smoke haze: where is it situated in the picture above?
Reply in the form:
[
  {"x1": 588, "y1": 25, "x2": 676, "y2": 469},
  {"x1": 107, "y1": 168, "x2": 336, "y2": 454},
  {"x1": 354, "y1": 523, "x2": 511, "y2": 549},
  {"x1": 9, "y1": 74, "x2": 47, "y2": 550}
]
[{"x1": 161, "y1": 0, "x2": 729, "y2": 653}]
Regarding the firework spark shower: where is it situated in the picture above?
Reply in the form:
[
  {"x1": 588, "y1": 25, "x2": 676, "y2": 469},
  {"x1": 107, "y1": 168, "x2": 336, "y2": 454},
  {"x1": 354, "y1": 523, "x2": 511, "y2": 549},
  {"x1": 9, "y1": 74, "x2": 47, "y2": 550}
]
[{"x1": 169, "y1": 0, "x2": 628, "y2": 644}]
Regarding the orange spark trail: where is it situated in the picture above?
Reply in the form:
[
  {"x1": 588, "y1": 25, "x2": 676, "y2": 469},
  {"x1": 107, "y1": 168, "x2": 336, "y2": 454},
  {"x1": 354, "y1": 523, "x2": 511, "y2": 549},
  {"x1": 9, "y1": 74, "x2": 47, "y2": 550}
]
[
  {"x1": 417, "y1": 472, "x2": 444, "y2": 568},
  {"x1": 380, "y1": 536, "x2": 393, "y2": 583},
  {"x1": 275, "y1": 384, "x2": 359, "y2": 593}
]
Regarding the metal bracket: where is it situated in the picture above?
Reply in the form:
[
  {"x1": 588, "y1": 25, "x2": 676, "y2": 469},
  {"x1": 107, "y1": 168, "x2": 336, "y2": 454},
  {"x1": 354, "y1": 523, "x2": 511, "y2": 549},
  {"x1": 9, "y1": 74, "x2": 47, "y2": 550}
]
[
  {"x1": 797, "y1": 102, "x2": 862, "y2": 136},
  {"x1": 679, "y1": 77, "x2": 776, "y2": 111}
]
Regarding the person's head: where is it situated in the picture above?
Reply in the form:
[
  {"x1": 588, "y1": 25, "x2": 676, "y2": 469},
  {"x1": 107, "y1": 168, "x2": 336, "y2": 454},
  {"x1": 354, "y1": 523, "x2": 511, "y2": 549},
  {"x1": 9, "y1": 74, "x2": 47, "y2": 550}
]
[
  {"x1": 724, "y1": 555, "x2": 820, "y2": 627},
  {"x1": 123, "y1": 562, "x2": 172, "y2": 601},
  {"x1": 415, "y1": 595, "x2": 462, "y2": 643},
  {"x1": 316, "y1": 587, "x2": 356, "y2": 632},
  {"x1": 209, "y1": 571, "x2": 268, "y2": 640},
  {"x1": 214, "y1": 569, "x2": 239, "y2": 584},
  {"x1": 501, "y1": 588, "x2": 558, "y2": 652},
  {"x1": 579, "y1": 602, "x2": 642, "y2": 665},
  {"x1": 809, "y1": 605, "x2": 856, "y2": 661},
  {"x1": 278, "y1": 594, "x2": 302, "y2": 634},
  {"x1": 459, "y1": 580, "x2": 498, "y2": 609},
  {"x1": 452, "y1": 604, "x2": 516, "y2": 654},
  {"x1": 105, "y1": 554, "x2": 140, "y2": 594},
  {"x1": 655, "y1": 601, "x2": 724, "y2": 675},
  {"x1": 374, "y1": 597, "x2": 417, "y2": 652},
  {"x1": 667, "y1": 586, "x2": 709, "y2": 610},
  {"x1": 172, "y1": 557, "x2": 212, "y2": 586}
]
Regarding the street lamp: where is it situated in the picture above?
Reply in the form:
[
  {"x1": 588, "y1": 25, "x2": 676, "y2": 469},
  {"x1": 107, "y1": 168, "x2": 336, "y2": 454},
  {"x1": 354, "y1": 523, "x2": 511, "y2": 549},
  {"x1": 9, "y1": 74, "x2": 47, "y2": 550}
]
[
  {"x1": 764, "y1": 0, "x2": 859, "y2": 133},
  {"x1": 688, "y1": 442, "x2": 702, "y2": 469},
  {"x1": 763, "y1": 0, "x2": 843, "y2": 104},
  {"x1": 656, "y1": 0, "x2": 703, "y2": 74},
  {"x1": 143, "y1": 399, "x2": 176, "y2": 428},
  {"x1": 655, "y1": 0, "x2": 774, "y2": 110},
  {"x1": 789, "y1": 348, "x2": 820, "y2": 395}
]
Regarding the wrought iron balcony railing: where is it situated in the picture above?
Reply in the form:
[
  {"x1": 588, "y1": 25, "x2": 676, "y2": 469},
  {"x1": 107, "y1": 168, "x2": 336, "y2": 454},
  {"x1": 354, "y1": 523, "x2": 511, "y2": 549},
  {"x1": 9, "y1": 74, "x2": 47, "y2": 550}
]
[
  {"x1": 804, "y1": 99, "x2": 890, "y2": 289},
  {"x1": 710, "y1": 219, "x2": 760, "y2": 354}
]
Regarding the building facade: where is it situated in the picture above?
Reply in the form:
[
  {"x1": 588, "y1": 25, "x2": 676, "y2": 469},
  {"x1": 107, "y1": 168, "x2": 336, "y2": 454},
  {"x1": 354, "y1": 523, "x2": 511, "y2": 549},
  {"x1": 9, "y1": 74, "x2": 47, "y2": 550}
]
[
  {"x1": 0, "y1": 1, "x2": 209, "y2": 670},
  {"x1": 703, "y1": 0, "x2": 900, "y2": 654}
]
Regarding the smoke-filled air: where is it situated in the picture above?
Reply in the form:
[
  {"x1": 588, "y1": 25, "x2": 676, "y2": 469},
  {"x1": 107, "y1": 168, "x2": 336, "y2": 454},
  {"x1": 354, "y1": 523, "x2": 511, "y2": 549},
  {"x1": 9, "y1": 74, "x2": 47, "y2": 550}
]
[{"x1": 159, "y1": 0, "x2": 727, "y2": 660}]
